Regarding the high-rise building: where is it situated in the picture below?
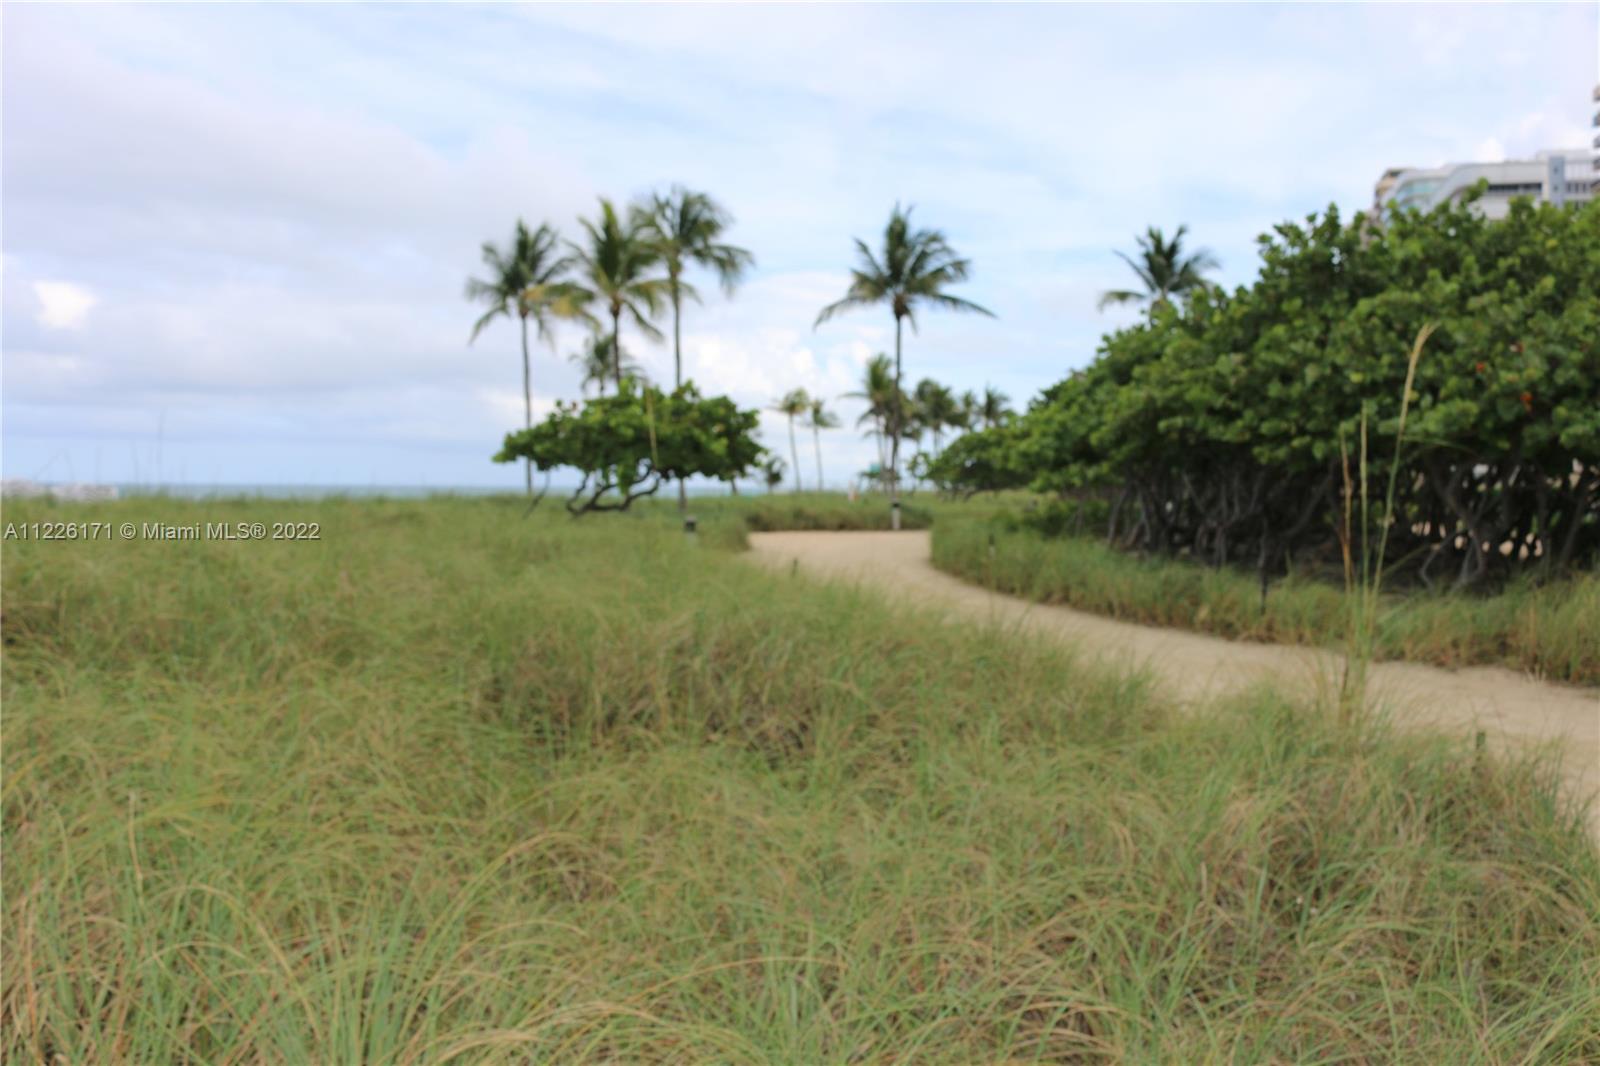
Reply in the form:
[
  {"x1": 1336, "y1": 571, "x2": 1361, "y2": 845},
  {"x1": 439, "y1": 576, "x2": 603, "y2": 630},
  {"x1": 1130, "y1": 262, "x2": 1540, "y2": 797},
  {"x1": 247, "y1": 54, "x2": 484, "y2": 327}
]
[
  {"x1": 1591, "y1": 83, "x2": 1599, "y2": 193},
  {"x1": 1373, "y1": 149, "x2": 1593, "y2": 221}
]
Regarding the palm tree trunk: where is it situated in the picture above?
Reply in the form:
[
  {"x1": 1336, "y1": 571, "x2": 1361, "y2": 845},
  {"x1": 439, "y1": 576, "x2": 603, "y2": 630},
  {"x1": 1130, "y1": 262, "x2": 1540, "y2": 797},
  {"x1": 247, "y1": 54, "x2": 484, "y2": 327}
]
[
  {"x1": 611, "y1": 306, "x2": 624, "y2": 391},
  {"x1": 890, "y1": 314, "x2": 903, "y2": 530},
  {"x1": 519, "y1": 314, "x2": 533, "y2": 500},
  {"x1": 673, "y1": 287, "x2": 687, "y2": 515},
  {"x1": 672, "y1": 288, "x2": 683, "y2": 388},
  {"x1": 788, "y1": 415, "x2": 802, "y2": 493},
  {"x1": 875, "y1": 423, "x2": 887, "y2": 490},
  {"x1": 813, "y1": 424, "x2": 824, "y2": 492}
]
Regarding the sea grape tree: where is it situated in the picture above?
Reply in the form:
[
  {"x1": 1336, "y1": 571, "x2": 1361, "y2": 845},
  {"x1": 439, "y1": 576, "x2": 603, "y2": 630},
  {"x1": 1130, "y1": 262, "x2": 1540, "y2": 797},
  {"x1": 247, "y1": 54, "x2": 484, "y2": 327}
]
[
  {"x1": 495, "y1": 383, "x2": 764, "y2": 515},
  {"x1": 943, "y1": 194, "x2": 1600, "y2": 587}
]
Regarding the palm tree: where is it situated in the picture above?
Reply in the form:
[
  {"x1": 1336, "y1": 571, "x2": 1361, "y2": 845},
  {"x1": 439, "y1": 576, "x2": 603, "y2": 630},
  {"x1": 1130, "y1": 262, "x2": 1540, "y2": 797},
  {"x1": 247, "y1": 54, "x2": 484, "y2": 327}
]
[
  {"x1": 772, "y1": 388, "x2": 811, "y2": 493},
  {"x1": 466, "y1": 220, "x2": 585, "y2": 499},
  {"x1": 640, "y1": 186, "x2": 755, "y2": 389},
  {"x1": 570, "y1": 330, "x2": 645, "y2": 397},
  {"x1": 1097, "y1": 225, "x2": 1219, "y2": 313},
  {"x1": 912, "y1": 379, "x2": 959, "y2": 456},
  {"x1": 955, "y1": 389, "x2": 978, "y2": 434},
  {"x1": 845, "y1": 354, "x2": 899, "y2": 488},
  {"x1": 979, "y1": 384, "x2": 1013, "y2": 429},
  {"x1": 761, "y1": 455, "x2": 786, "y2": 494},
  {"x1": 567, "y1": 199, "x2": 670, "y2": 390},
  {"x1": 639, "y1": 186, "x2": 754, "y2": 512},
  {"x1": 815, "y1": 205, "x2": 995, "y2": 528},
  {"x1": 804, "y1": 397, "x2": 840, "y2": 491}
]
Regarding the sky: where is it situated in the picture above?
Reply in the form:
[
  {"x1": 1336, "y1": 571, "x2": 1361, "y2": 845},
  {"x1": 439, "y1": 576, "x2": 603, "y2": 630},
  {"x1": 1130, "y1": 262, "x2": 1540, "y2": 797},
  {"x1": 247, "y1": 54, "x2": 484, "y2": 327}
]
[{"x1": 4, "y1": 3, "x2": 1597, "y2": 490}]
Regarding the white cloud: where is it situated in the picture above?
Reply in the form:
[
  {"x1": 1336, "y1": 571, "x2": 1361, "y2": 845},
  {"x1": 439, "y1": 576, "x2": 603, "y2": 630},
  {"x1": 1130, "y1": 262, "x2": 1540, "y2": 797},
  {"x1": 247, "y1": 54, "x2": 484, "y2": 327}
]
[
  {"x1": 1510, "y1": 111, "x2": 1590, "y2": 153},
  {"x1": 476, "y1": 387, "x2": 560, "y2": 430},
  {"x1": 1472, "y1": 137, "x2": 1507, "y2": 163},
  {"x1": 3, "y1": 3, "x2": 1596, "y2": 485},
  {"x1": 33, "y1": 281, "x2": 97, "y2": 330}
]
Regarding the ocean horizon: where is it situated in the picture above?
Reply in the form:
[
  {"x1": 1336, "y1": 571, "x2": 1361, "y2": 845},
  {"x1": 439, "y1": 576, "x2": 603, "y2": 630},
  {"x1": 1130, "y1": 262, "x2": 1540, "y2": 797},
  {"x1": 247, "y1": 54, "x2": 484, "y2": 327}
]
[{"x1": 1, "y1": 479, "x2": 797, "y2": 501}]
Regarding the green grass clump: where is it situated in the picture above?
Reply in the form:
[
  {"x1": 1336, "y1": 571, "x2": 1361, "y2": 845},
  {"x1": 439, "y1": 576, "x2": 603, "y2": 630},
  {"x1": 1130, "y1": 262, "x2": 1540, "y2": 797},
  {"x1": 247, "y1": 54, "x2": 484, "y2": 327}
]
[
  {"x1": 4, "y1": 497, "x2": 1598, "y2": 1062},
  {"x1": 933, "y1": 517, "x2": 1600, "y2": 686}
]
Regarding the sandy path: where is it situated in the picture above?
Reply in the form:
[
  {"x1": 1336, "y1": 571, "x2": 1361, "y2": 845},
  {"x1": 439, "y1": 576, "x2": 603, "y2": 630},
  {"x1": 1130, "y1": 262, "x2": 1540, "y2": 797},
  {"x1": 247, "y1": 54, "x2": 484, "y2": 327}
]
[{"x1": 748, "y1": 530, "x2": 1600, "y2": 833}]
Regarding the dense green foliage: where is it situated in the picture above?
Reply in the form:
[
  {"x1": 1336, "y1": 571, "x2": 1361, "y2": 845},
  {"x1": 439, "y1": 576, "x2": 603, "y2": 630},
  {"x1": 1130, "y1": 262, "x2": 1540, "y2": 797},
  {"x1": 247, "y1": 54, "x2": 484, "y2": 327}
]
[
  {"x1": 934, "y1": 197, "x2": 1600, "y2": 588},
  {"x1": 934, "y1": 516, "x2": 1600, "y2": 684},
  {"x1": 926, "y1": 421, "x2": 1030, "y2": 498},
  {"x1": 495, "y1": 384, "x2": 763, "y2": 513},
  {"x1": 5, "y1": 497, "x2": 1598, "y2": 1061}
]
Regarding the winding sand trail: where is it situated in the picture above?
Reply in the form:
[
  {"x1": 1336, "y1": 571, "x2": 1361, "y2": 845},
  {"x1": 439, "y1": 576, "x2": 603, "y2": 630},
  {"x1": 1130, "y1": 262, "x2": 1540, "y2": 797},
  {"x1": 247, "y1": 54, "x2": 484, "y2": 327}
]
[{"x1": 748, "y1": 530, "x2": 1600, "y2": 835}]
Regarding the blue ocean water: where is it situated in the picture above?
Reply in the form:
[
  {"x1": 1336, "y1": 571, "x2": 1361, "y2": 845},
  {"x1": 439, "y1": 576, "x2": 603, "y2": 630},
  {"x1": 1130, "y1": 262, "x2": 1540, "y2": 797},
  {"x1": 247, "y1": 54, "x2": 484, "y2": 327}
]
[{"x1": 111, "y1": 482, "x2": 745, "y2": 500}]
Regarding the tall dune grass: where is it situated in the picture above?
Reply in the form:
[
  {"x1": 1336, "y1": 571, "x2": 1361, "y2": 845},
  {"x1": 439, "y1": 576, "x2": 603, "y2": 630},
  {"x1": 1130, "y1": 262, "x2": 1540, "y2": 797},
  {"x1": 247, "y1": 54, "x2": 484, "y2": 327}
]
[
  {"x1": 4, "y1": 496, "x2": 1597, "y2": 1062},
  {"x1": 933, "y1": 519, "x2": 1600, "y2": 685}
]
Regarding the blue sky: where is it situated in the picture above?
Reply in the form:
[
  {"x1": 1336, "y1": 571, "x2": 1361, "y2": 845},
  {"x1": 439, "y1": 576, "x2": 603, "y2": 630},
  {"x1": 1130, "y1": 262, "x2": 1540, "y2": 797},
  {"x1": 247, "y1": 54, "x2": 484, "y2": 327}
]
[{"x1": 4, "y1": 3, "x2": 1596, "y2": 489}]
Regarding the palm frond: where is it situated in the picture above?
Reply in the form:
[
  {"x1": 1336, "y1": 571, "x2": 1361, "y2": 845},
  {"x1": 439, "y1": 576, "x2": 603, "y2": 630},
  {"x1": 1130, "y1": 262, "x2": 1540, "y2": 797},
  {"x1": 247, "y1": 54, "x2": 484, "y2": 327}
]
[
  {"x1": 467, "y1": 305, "x2": 506, "y2": 344},
  {"x1": 816, "y1": 204, "x2": 995, "y2": 335},
  {"x1": 814, "y1": 295, "x2": 876, "y2": 328},
  {"x1": 1101, "y1": 225, "x2": 1219, "y2": 314},
  {"x1": 922, "y1": 292, "x2": 995, "y2": 318},
  {"x1": 1113, "y1": 250, "x2": 1158, "y2": 294},
  {"x1": 1097, "y1": 289, "x2": 1146, "y2": 311}
]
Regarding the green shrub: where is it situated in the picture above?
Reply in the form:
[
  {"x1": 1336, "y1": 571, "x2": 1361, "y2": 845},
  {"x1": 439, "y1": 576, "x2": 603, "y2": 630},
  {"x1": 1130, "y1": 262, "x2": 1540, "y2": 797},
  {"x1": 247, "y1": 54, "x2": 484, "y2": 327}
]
[
  {"x1": 945, "y1": 197, "x2": 1600, "y2": 588},
  {"x1": 935, "y1": 516, "x2": 1600, "y2": 683}
]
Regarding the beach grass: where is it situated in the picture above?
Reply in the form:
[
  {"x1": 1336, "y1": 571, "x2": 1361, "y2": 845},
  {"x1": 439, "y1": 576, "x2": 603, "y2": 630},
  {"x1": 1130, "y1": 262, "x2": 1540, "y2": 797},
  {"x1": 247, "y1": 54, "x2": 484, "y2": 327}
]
[
  {"x1": 933, "y1": 517, "x2": 1600, "y2": 686},
  {"x1": 3, "y1": 495, "x2": 1598, "y2": 1062},
  {"x1": 644, "y1": 491, "x2": 938, "y2": 534}
]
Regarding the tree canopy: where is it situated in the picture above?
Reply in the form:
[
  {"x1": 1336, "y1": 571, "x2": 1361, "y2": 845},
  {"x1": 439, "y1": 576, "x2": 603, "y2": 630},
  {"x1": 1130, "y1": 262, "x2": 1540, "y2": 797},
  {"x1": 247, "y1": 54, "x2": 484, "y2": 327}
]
[
  {"x1": 566, "y1": 200, "x2": 671, "y2": 389},
  {"x1": 936, "y1": 196, "x2": 1600, "y2": 586},
  {"x1": 495, "y1": 384, "x2": 764, "y2": 515}
]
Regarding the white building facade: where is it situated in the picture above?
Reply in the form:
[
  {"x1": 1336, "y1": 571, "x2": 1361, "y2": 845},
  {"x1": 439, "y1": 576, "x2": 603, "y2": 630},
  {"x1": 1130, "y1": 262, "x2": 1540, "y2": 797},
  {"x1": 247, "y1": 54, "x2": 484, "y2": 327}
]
[
  {"x1": 1592, "y1": 83, "x2": 1599, "y2": 193},
  {"x1": 1373, "y1": 149, "x2": 1593, "y2": 221}
]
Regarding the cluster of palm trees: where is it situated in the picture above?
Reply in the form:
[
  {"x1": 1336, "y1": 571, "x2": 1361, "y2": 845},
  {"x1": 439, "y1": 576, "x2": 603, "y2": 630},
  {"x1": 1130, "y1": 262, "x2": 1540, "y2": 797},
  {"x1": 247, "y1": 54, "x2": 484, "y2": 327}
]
[
  {"x1": 470, "y1": 186, "x2": 1215, "y2": 511},
  {"x1": 766, "y1": 366, "x2": 1013, "y2": 495},
  {"x1": 785, "y1": 216, "x2": 1210, "y2": 509},
  {"x1": 466, "y1": 186, "x2": 752, "y2": 503},
  {"x1": 769, "y1": 389, "x2": 840, "y2": 493},
  {"x1": 847, "y1": 361, "x2": 1012, "y2": 490},
  {"x1": 810, "y1": 205, "x2": 996, "y2": 528}
]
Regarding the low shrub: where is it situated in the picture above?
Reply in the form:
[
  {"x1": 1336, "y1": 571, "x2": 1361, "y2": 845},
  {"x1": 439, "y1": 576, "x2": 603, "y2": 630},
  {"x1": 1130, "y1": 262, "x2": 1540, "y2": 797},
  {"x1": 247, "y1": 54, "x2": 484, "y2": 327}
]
[{"x1": 934, "y1": 516, "x2": 1600, "y2": 684}]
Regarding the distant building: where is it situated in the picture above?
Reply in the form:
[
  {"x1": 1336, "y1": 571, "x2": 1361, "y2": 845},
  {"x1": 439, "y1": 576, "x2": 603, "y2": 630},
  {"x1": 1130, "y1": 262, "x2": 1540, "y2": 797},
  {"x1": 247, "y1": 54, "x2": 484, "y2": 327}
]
[
  {"x1": 1373, "y1": 148, "x2": 1593, "y2": 221},
  {"x1": 1592, "y1": 83, "x2": 1599, "y2": 193}
]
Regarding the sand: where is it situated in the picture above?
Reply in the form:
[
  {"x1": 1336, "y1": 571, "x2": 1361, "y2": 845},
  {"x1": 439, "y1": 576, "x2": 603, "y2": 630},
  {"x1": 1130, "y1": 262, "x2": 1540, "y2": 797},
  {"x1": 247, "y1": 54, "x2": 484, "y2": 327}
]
[{"x1": 748, "y1": 530, "x2": 1600, "y2": 835}]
